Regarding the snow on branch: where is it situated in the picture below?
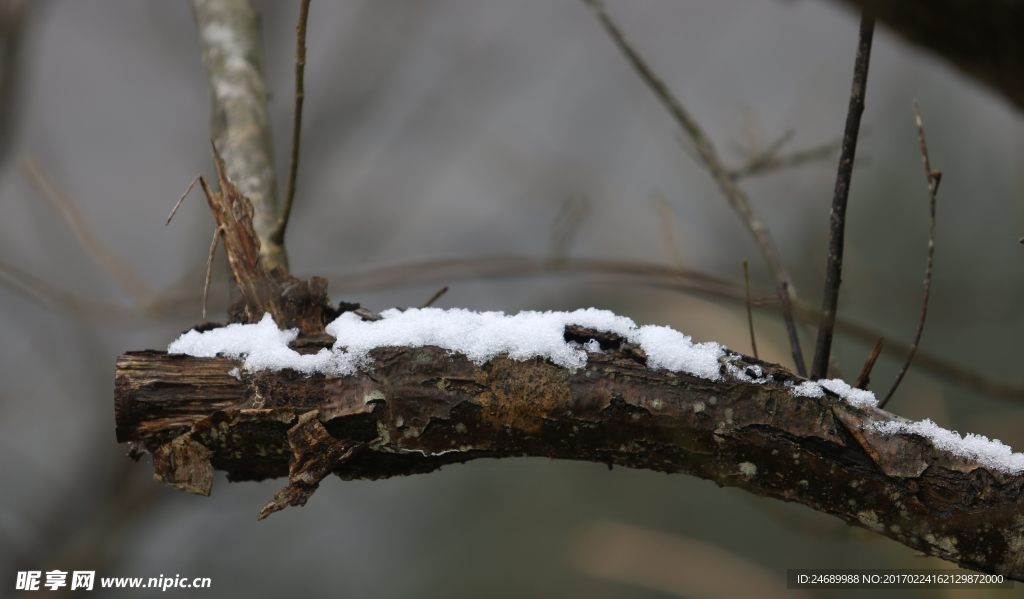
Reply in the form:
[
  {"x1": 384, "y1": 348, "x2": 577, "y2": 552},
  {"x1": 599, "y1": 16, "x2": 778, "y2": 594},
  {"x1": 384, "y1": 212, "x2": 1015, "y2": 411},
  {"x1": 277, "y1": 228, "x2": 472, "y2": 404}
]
[{"x1": 116, "y1": 305, "x2": 1024, "y2": 578}]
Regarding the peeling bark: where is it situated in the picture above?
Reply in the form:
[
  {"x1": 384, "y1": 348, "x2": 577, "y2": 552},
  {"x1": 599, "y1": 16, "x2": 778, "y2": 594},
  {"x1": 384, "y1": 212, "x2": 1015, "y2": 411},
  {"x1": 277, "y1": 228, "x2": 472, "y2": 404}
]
[{"x1": 115, "y1": 333, "x2": 1024, "y2": 579}]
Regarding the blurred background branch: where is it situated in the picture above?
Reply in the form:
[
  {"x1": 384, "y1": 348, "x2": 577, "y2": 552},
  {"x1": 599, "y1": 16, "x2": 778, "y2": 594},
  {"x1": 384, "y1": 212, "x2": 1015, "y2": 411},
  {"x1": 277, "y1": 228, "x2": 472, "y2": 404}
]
[{"x1": 840, "y1": 0, "x2": 1024, "y2": 112}]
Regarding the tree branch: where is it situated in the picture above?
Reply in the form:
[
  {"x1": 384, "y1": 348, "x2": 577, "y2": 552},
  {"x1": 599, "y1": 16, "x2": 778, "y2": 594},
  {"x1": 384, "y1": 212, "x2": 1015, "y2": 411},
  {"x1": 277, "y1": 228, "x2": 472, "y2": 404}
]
[
  {"x1": 190, "y1": 0, "x2": 287, "y2": 271},
  {"x1": 878, "y1": 100, "x2": 939, "y2": 409},
  {"x1": 115, "y1": 337, "x2": 1024, "y2": 578},
  {"x1": 810, "y1": 12, "x2": 874, "y2": 380},
  {"x1": 270, "y1": 0, "x2": 311, "y2": 249}
]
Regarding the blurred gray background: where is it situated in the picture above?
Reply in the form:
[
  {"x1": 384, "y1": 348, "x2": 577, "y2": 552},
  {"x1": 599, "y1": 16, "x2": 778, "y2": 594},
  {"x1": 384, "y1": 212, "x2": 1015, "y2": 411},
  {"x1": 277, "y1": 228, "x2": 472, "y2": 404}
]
[{"x1": 2, "y1": 0, "x2": 1023, "y2": 597}]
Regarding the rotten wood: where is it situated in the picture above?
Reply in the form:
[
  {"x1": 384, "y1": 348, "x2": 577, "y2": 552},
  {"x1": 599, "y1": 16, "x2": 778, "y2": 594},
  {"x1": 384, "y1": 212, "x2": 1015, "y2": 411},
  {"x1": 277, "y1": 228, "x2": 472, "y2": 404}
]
[{"x1": 195, "y1": 144, "x2": 338, "y2": 334}]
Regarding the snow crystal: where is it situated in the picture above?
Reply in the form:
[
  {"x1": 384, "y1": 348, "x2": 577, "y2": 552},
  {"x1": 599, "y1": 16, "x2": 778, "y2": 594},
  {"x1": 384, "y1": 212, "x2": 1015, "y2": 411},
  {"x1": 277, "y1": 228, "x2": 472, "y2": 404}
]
[
  {"x1": 631, "y1": 325, "x2": 723, "y2": 381},
  {"x1": 784, "y1": 378, "x2": 876, "y2": 408},
  {"x1": 819, "y1": 379, "x2": 877, "y2": 408},
  {"x1": 870, "y1": 418, "x2": 1024, "y2": 474},
  {"x1": 789, "y1": 381, "x2": 824, "y2": 398},
  {"x1": 168, "y1": 307, "x2": 728, "y2": 380}
]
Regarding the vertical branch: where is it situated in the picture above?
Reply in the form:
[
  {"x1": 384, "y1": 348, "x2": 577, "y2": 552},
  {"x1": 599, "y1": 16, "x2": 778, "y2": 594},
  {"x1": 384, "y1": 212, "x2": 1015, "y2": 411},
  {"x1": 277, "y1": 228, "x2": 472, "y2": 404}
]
[
  {"x1": 879, "y1": 100, "x2": 939, "y2": 409},
  {"x1": 190, "y1": 0, "x2": 287, "y2": 271},
  {"x1": 271, "y1": 0, "x2": 312, "y2": 248},
  {"x1": 809, "y1": 12, "x2": 875, "y2": 380}
]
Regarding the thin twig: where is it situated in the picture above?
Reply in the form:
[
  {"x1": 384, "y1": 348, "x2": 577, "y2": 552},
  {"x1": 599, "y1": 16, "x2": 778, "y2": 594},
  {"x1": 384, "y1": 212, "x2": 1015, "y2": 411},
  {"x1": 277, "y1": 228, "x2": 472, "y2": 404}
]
[
  {"x1": 743, "y1": 259, "x2": 758, "y2": 359},
  {"x1": 810, "y1": 12, "x2": 875, "y2": 380},
  {"x1": 728, "y1": 129, "x2": 793, "y2": 173},
  {"x1": 581, "y1": 0, "x2": 792, "y2": 291},
  {"x1": 854, "y1": 337, "x2": 884, "y2": 390},
  {"x1": 166, "y1": 173, "x2": 201, "y2": 225},
  {"x1": 271, "y1": 0, "x2": 311, "y2": 248},
  {"x1": 777, "y1": 282, "x2": 806, "y2": 377},
  {"x1": 420, "y1": 285, "x2": 449, "y2": 308},
  {"x1": 23, "y1": 158, "x2": 155, "y2": 308},
  {"x1": 879, "y1": 100, "x2": 939, "y2": 409},
  {"x1": 727, "y1": 139, "x2": 842, "y2": 181},
  {"x1": 203, "y1": 225, "x2": 224, "y2": 319},
  {"x1": 0, "y1": 258, "x2": 141, "y2": 325}
]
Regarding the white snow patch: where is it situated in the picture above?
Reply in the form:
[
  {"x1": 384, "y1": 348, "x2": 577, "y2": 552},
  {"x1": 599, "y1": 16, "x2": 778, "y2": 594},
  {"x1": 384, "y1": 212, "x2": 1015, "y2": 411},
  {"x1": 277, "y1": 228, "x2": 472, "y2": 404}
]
[
  {"x1": 168, "y1": 308, "x2": 728, "y2": 380},
  {"x1": 169, "y1": 313, "x2": 339, "y2": 376},
  {"x1": 819, "y1": 379, "x2": 877, "y2": 408},
  {"x1": 870, "y1": 418, "x2": 1024, "y2": 474},
  {"x1": 788, "y1": 381, "x2": 824, "y2": 398},
  {"x1": 785, "y1": 378, "x2": 877, "y2": 408}
]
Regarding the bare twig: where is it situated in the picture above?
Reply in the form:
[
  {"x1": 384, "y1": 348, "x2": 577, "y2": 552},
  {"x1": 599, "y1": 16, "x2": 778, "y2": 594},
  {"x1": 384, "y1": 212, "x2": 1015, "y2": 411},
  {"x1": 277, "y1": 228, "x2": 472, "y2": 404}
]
[
  {"x1": 810, "y1": 12, "x2": 875, "y2": 380},
  {"x1": 203, "y1": 226, "x2": 224, "y2": 319},
  {"x1": 879, "y1": 100, "x2": 939, "y2": 409},
  {"x1": 23, "y1": 158, "x2": 156, "y2": 309},
  {"x1": 581, "y1": 0, "x2": 792, "y2": 291},
  {"x1": 166, "y1": 173, "x2": 201, "y2": 225},
  {"x1": 727, "y1": 139, "x2": 842, "y2": 181},
  {"x1": 743, "y1": 259, "x2": 758, "y2": 359},
  {"x1": 0, "y1": 258, "x2": 140, "y2": 325},
  {"x1": 728, "y1": 128, "x2": 793, "y2": 173},
  {"x1": 420, "y1": 285, "x2": 448, "y2": 308},
  {"x1": 271, "y1": 0, "x2": 311, "y2": 249},
  {"x1": 777, "y1": 282, "x2": 806, "y2": 377},
  {"x1": 190, "y1": 0, "x2": 286, "y2": 271},
  {"x1": 854, "y1": 337, "x2": 884, "y2": 390}
]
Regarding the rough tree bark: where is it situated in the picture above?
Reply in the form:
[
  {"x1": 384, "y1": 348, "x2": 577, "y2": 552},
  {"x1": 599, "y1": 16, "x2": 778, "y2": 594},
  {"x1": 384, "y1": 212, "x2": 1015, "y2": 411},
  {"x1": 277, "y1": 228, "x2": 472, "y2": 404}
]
[{"x1": 115, "y1": 0, "x2": 1024, "y2": 582}]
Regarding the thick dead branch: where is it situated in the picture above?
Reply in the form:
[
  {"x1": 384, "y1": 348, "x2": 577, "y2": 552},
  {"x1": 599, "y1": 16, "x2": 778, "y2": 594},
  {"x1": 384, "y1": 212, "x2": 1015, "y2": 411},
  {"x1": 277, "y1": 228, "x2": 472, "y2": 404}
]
[
  {"x1": 190, "y1": 0, "x2": 286, "y2": 271},
  {"x1": 115, "y1": 335, "x2": 1024, "y2": 578}
]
